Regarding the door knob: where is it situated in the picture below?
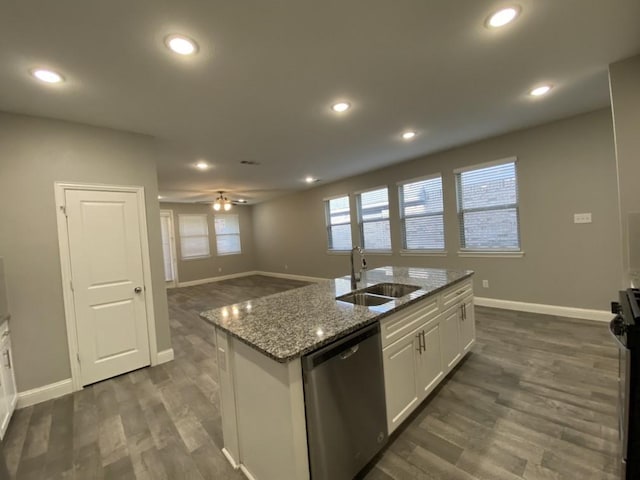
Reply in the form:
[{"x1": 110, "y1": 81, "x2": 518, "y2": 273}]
[{"x1": 134, "y1": 287, "x2": 143, "y2": 293}]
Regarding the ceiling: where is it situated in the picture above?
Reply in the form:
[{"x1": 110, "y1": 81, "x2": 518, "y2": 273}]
[{"x1": 1, "y1": 1, "x2": 639, "y2": 204}]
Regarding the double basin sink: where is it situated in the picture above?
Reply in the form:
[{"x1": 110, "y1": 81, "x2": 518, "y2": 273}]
[{"x1": 336, "y1": 283, "x2": 421, "y2": 306}]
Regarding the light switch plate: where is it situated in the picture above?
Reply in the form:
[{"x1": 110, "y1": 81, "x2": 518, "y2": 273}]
[{"x1": 574, "y1": 213, "x2": 592, "y2": 224}]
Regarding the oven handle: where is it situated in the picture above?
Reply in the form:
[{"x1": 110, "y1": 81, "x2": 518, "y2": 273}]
[{"x1": 609, "y1": 316, "x2": 628, "y2": 350}]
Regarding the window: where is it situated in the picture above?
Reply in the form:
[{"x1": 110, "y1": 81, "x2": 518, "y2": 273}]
[
  {"x1": 178, "y1": 214, "x2": 210, "y2": 259},
  {"x1": 325, "y1": 196, "x2": 352, "y2": 251},
  {"x1": 455, "y1": 159, "x2": 520, "y2": 251},
  {"x1": 357, "y1": 187, "x2": 391, "y2": 251},
  {"x1": 214, "y1": 214, "x2": 242, "y2": 255},
  {"x1": 160, "y1": 212, "x2": 175, "y2": 281},
  {"x1": 399, "y1": 175, "x2": 445, "y2": 251}
]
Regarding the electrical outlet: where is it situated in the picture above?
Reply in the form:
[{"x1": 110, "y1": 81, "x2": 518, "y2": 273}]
[
  {"x1": 218, "y1": 267, "x2": 222, "y2": 273},
  {"x1": 574, "y1": 213, "x2": 592, "y2": 224},
  {"x1": 482, "y1": 280, "x2": 489, "y2": 288},
  {"x1": 284, "y1": 264, "x2": 289, "y2": 270}
]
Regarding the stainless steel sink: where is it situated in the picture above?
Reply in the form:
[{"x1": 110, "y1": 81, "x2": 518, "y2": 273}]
[
  {"x1": 362, "y1": 283, "x2": 420, "y2": 298},
  {"x1": 336, "y1": 292, "x2": 394, "y2": 306}
]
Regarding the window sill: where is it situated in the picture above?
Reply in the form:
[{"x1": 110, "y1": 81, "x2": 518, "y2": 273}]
[
  {"x1": 363, "y1": 250, "x2": 393, "y2": 255},
  {"x1": 217, "y1": 252, "x2": 242, "y2": 256},
  {"x1": 181, "y1": 255, "x2": 211, "y2": 261},
  {"x1": 400, "y1": 250, "x2": 448, "y2": 257},
  {"x1": 457, "y1": 250, "x2": 524, "y2": 258},
  {"x1": 326, "y1": 250, "x2": 351, "y2": 255}
]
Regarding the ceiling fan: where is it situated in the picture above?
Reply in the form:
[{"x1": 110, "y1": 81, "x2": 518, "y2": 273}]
[{"x1": 212, "y1": 191, "x2": 233, "y2": 211}]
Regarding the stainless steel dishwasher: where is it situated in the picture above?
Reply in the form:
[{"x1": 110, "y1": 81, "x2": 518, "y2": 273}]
[{"x1": 302, "y1": 323, "x2": 388, "y2": 480}]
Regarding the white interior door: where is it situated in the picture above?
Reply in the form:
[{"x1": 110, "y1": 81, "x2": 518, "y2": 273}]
[
  {"x1": 65, "y1": 189, "x2": 150, "y2": 386},
  {"x1": 160, "y1": 210, "x2": 177, "y2": 287}
]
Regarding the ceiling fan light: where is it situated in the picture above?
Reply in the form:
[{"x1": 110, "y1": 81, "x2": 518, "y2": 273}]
[
  {"x1": 224, "y1": 202, "x2": 232, "y2": 211},
  {"x1": 213, "y1": 201, "x2": 222, "y2": 211}
]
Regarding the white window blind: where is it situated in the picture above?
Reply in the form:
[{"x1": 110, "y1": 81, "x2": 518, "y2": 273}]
[
  {"x1": 214, "y1": 214, "x2": 242, "y2": 255},
  {"x1": 456, "y1": 160, "x2": 520, "y2": 251},
  {"x1": 399, "y1": 176, "x2": 445, "y2": 250},
  {"x1": 178, "y1": 214, "x2": 210, "y2": 259},
  {"x1": 160, "y1": 214, "x2": 174, "y2": 281},
  {"x1": 357, "y1": 187, "x2": 391, "y2": 251},
  {"x1": 325, "y1": 196, "x2": 352, "y2": 251}
]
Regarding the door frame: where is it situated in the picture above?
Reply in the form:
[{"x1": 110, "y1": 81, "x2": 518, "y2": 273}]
[
  {"x1": 160, "y1": 209, "x2": 179, "y2": 288},
  {"x1": 54, "y1": 182, "x2": 159, "y2": 392}
]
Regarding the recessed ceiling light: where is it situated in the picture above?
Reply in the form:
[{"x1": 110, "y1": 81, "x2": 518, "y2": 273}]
[
  {"x1": 402, "y1": 131, "x2": 417, "y2": 140},
  {"x1": 195, "y1": 161, "x2": 209, "y2": 170},
  {"x1": 31, "y1": 69, "x2": 64, "y2": 84},
  {"x1": 165, "y1": 34, "x2": 199, "y2": 55},
  {"x1": 529, "y1": 84, "x2": 553, "y2": 97},
  {"x1": 486, "y1": 6, "x2": 521, "y2": 28},
  {"x1": 331, "y1": 102, "x2": 351, "y2": 113},
  {"x1": 157, "y1": 195, "x2": 164, "y2": 200},
  {"x1": 305, "y1": 176, "x2": 321, "y2": 184}
]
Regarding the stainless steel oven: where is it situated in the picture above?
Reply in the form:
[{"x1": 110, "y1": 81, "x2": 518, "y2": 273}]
[{"x1": 611, "y1": 288, "x2": 640, "y2": 479}]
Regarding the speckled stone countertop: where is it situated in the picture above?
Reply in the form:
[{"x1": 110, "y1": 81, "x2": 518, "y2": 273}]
[{"x1": 200, "y1": 266, "x2": 473, "y2": 362}]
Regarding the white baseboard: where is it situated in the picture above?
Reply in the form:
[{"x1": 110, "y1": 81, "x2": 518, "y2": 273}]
[
  {"x1": 255, "y1": 271, "x2": 327, "y2": 283},
  {"x1": 156, "y1": 348, "x2": 174, "y2": 365},
  {"x1": 17, "y1": 378, "x2": 73, "y2": 409},
  {"x1": 177, "y1": 271, "x2": 260, "y2": 288},
  {"x1": 239, "y1": 465, "x2": 258, "y2": 480},
  {"x1": 475, "y1": 297, "x2": 612, "y2": 322},
  {"x1": 222, "y1": 448, "x2": 240, "y2": 470},
  {"x1": 176, "y1": 270, "x2": 326, "y2": 288}
]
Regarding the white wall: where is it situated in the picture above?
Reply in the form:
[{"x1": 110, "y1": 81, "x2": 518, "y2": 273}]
[
  {"x1": 0, "y1": 112, "x2": 171, "y2": 392},
  {"x1": 159, "y1": 202, "x2": 256, "y2": 284},
  {"x1": 253, "y1": 108, "x2": 622, "y2": 311},
  {"x1": 609, "y1": 54, "x2": 640, "y2": 285}
]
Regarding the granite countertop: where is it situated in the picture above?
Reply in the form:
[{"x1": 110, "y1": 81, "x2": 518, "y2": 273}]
[{"x1": 200, "y1": 266, "x2": 474, "y2": 363}]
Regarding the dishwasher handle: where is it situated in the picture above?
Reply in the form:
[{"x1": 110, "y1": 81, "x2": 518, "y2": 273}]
[
  {"x1": 340, "y1": 345, "x2": 359, "y2": 360},
  {"x1": 303, "y1": 323, "x2": 380, "y2": 371}
]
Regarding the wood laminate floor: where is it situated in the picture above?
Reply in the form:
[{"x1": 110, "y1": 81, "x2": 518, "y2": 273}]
[{"x1": 0, "y1": 275, "x2": 620, "y2": 480}]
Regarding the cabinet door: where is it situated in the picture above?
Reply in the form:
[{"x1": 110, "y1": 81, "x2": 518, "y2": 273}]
[
  {"x1": 416, "y1": 323, "x2": 444, "y2": 400},
  {"x1": 459, "y1": 297, "x2": 475, "y2": 353},
  {"x1": 0, "y1": 338, "x2": 16, "y2": 440},
  {"x1": 0, "y1": 377, "x2": 7, "y2": 441},
  {"x1": 382, "y1": 331, "x2": 421, "y2": 434},
  {"x1": 441, "y1": 306, "x2": 461, "y2": 371}
]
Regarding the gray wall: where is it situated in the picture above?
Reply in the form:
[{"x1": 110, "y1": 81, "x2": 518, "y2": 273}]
[
  {"x1": 609, "y1": 55, "x2": 640, "y2": 284},
  {"x1": 159, "y1": 202, "x2": 256, "y2": 283},
  {"x1": 253, "y1": 108, "x2": 621, "y2": 311},
  {"x1": 0, "y1": 112, "x2": 171, "y2": 392}
]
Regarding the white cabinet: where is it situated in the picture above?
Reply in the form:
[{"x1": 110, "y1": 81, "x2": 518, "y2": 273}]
[
  {"x1": 415, "y1": 323, "x2": 443, "y2": 398},
  {"x1": 0, "y1": 323, "x2": 17, "y2": 440},
  {"x1": 440, "y1": 306, "x2": 461, "y2": 370},
  {"x1": 381, "y1": 280, "x2": 475, "y2": 434},
  {"x1": 382, "y1": 329, "x2": 420, "y2": 433},
  {"x1": 460, "y1": 296, "x2": 475, "y2": 353}
]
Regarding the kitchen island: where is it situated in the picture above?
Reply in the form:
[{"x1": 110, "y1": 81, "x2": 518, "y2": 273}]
[{"x1": 200, "y1": 266, "x2": 475, "y2": 480}]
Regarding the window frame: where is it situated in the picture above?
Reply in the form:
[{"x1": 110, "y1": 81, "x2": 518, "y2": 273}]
[
  {"x1": 454, "y1": 157, "x2": 522, "y2": 254},
  {"x1": 397, "y1": 173, "x2": 446, "y2": 254},
  {"x1": 355, "y1": 185, "x2": 392, "y2": 253},
  {"x1": 214, "y1": 213, "x2": 242, "y2": 256},
  {"x1": 324, "y1": 194, "x2": 353, "y2": 253},
  {"x1": 178, "y1": 213, "x2": 211, "y2": 260}
]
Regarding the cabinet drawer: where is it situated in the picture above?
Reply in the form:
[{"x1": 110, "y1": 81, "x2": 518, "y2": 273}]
[
  {"x1": 440, "y1": 280, "x2": 473, "y2": 310},
  {"x1": 380, "y1": 295, "x2": 439, "y2": 348}
]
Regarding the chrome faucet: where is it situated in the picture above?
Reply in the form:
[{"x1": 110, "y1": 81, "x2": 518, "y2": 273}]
[{"x1": 350, "y1": 246, "x2": 365, "y2": 290}]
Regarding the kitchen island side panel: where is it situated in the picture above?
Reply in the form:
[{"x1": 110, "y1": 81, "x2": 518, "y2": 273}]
[{"x1": 232, "y1": 337, "x2": 309, "y2": 480}]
